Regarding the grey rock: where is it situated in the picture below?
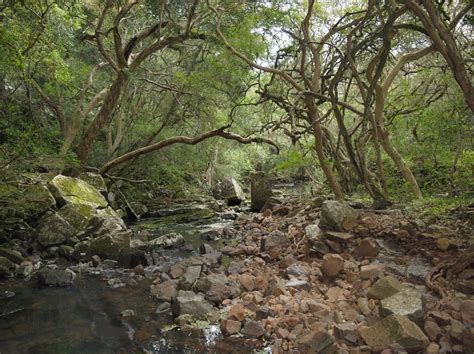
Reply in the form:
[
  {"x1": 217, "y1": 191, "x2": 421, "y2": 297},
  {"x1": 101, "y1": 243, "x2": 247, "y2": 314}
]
[
  {"x1": 380, "y1": 287, "x2": 425, "y2": 322},
  {"x1": 37, "y1": 212, "x2": 76, "y2": 246},
  {"x1": 285, "y1": 279, "x2": 310, "y2": 291},
  {"x1": 148, "y1": 232, "x2": 184, "y2": 249},
  {"x1": 367, "y1": 276, "x2": 403, "y2": 300},
  {"x1": 178, "y1": 265, "x2": 202, "y2": 290},
  {"x1": 250, "y1": 172, "x2": 272, "y2": 212},
  {"x1": 37, "y1": 268, "x2": 75, "y2": 287},
  {"x1": 305, "y1": 224, "x2": 330, "y2": 254},
  {"x1": 319, "y1": 200, "x2": 359, "y2": 231},
  {"x1": 172, "y1": 290, "x2": 214, "y2": 319}
]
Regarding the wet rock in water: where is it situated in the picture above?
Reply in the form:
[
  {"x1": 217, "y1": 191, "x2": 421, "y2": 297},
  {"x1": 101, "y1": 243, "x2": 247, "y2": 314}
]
[
  {"x1": 89, "y1": 232, "x2": 130, "y2": 261},
  {"x1": 305, "y1": 224, "x2": 330, "y2": 255},
  {"x1": 151, "y1": 280, "x2": 178, "y2": 302},
  {"x1": 354, "y1": 238, "x2": 379, "y2": 258},
  {"x1": 358, "y1": 314, "x2": 429, "y2": 352},
  {"x1": 367, "y1": 276, "x2": 403, "y2": 300},
  {"x1": 250, "y1": 171, "x2": 272, "y2": 212},
  {"x1": 241, "y1": 320, "x2": 265, "y2": 337},
  {"x1": 178, "y1": 265, "x2": 202, "y2": 290},
  {"x1": 200, "y1": 229, "x2": 221, "y2": 241},
  {"x1": 380, "y1": 288, "x2": 425, "y2": 322},
  {"x1": 172, "y1": 290, "x2": 214, "y2": 319},
  {"x1": 148, "y1": 232, "x2": 184, "y2": 249},
  {"x1": 296, "y1": 329, "x2": 336, "y2": 353},
  {"x1": 118, "y1": 247, "x2": 147, "y2": 268},
  {"x1": 37, "y1": 212, "x2": 76, "y2": 247},
  {"x1": 0, "y1": 247, "x2": 24, "y2": 264},
  {"x1": 48, "y1": 174, "x2": 108, "y2": 208},
  {"x1": 220, "y1": 319, "x2": 241, "y2": 335},
  {"x1": 319, "y1": 200, "x2": 359, "y2": 232},
  {"x1": 107, "y1": 278, "x2": 125, "y2": 289},
  {"x1": 322, "y1": 253, "x2": 345, "y2": 278},
  {"x1": 37, "y1": 267, "x2": 75, "y2": 287},
  {"x1": 261, "y1": 230, "x2": 290, "y2": 258}
]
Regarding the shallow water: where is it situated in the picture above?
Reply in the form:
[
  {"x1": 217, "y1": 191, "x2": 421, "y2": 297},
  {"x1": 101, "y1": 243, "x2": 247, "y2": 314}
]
[{"x1": 0, "y1": 217, "x2": 260, "y2": 354}]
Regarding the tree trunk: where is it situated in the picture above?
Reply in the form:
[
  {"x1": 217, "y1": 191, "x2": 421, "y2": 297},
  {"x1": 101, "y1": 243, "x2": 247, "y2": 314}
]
[{"x1": 74, "y1": 70, "x2": 129, "y2": 162}]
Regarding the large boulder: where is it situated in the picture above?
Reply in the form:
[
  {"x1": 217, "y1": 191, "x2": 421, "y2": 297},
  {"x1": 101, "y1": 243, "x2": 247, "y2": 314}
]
[
  {"x1": 78, "y1": 207, "x2": 127, "y2": 239},
  {"x1": 36, "y1": 212, "x2": 76, "y2": 247},
  {"x1": 78, "y1": 172, "x2": 107, "y2": 194},
  {"x1": 319, "y1": 200, "x2": 359, "y2": 231},
  {"x1": 57, "y1": 203, "x2": 95, "y2": 232},
  {"x1": 380, "y1": 288, "x2": 425, "y2": 322},
  {"x1": 89, "y1": 232, "x2": 130, "y2": 261},
  {"x1": 48, "y1": 175, "x2": 108, "y2": 208},
  {"x1": 250, "y1": 172, "x2": 272, "y2": 212},
  {"x1": 37, "y1": 267, "x2": 76, "y2": 287},
  {"x1": 216, "y1": 178, "x2": 245, "y2": 206}
]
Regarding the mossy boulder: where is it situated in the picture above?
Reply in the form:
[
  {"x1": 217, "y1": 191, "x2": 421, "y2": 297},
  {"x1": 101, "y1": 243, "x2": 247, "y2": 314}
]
[
  {"x1": 0, "y1": 247, "x2": 24, "y2": 264},
  {"x1": 78, "y1": 172, "x2": 107, "y2": 194},
  {"x1": 48, "y1": 175, "x2": 107, "y2": 208},
  {"x1": 0, "y1": 182, "x2": 55, "y2": 219},
  {"x1": 57, "y1": 204, "x2": 94, "y2": 231},
  {"x1": 37, "y1": 212, "x2": 76, "y2": 247},
  {"x1": 89, "y1": 232, "x2": 131, "y2": 261}
]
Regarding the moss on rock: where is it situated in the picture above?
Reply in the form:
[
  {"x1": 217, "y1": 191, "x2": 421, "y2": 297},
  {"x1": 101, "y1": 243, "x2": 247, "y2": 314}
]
[{"x1": 48, "y1": 175, "x2": 108, "y2": 208}]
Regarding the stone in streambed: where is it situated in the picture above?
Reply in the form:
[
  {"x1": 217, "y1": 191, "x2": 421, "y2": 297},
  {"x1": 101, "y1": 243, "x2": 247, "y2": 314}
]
[
  {"x1": 37, "y1": 212, "x2": 76, "y2": 247},
  {"x1": 241, "y1": 320, "x2": 265, "y2": 337},
  {"x1": 322, "y1": 253, "x2": 344, "y2": 278},
  {"x1": 178, "y1": 265, "x2": 202, "y2": 290},
  {"x1": 380, "y1": 287, "x2": 425, "y2": 322},
  {"x1": 354, "y1": 238, "x2": 379, "y2": 258},
  {"x1": 319, "y1": 200, "x2": 359, "y2": 232},
  {"x1": 172, "y1": 290, "x2": 214, "y2": 319},
  {"x1": 367, "y1": 276, "x2": 402, "y2": 300},
  {"x1": 37, "y1": 268, "x2": 76, "y2": 287},
  {"x1": 358, "y1": 314, "x2": 429, "y2": 352},
  {"x1": 221, "y1": 319, "x2": 241, "y2": 335},
  {"x1": 48, "y1": 175, "x2": 107, "y2": 208},
  {"x1": 151, "y1": 280, "x2": 178, "y2": 302},
  {"x1": 0, "y1": 247, "x2": 24, "y2": 264},
  {"x1": 148, "y1": 233, "x2": 184, "y2": 249}
]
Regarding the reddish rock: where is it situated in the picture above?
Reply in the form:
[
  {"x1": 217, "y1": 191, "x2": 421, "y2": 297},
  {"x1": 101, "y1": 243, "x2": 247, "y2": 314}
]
[
  {"x1": 239, "y1": 273, "x2": 256, "y2": 291},
  {"x1": 322, "y1": 253, "x2": 345, "y2": 278},
  {"x1": 150, "y1": 280, "x2": 178, "y2": 302},
  {"x1": 229, "y1": 304, "x2": 246, "y2": 322},
  {"x1": 354, "y1": 239, "x2": 379, "y2": 258},
  {"x1": 133, "y1": 264, "x2": 145, "y2": 275},
  {"x1": 277, "y1": 327, "x2": 289, "y2": 339},
  {"x1": 220, "y1": 319, "x2": 241, "y2": 335},
  {"x1": 360, "y1": 264, "x2": 384, "y2": 280},
  {"x1": 296, "y1": 329, "x2": 336, "y2": 353},
  {"x1": 424, "y1": 320, "x2": 442, "y2": 341},
  {"x1": 255, "y1": 275, "x2": 268, "y2": 292}
]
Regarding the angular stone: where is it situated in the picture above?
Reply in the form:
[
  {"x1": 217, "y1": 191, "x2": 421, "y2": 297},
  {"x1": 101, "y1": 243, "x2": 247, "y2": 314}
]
[
  {"x1": 424, "y1": 320, "x2": 442, "y2": 341},
  {"x1": 287, "y1": 262, "x2": 311, "y2": 279},
  {"x1": 425, "y1": 343, "x2": 440, "y2": 354},
  {"x1": 358, "y1": 314, "x2": 429, "y2": 352},
  {"x1": 319, "y1": 200, "x2": 359, "y2": 232},
  {"x1": 265, "y1": 275, "x2": 287, "y2": 296},
  {"x1": 151, "y1": 280, "x2": 178, "y2": 302},
  {"x1": 355, "y1": 239, "x2": 379, "y2": 258},
  {"x1": 172, "y1": 290, "x2": 213, "y2": 319},
  {"x1": 460, "y1": 300, "x2": 474, "y2": 325},
  {"x1": 285, "y1": 279, "x2": 310, "y2": 291},
  {"x1": 239, "y1": 273, "x2": 256, "y2": 291},
  {"x1": 221, "y1": 319, "x2": 241, "y2": 335},
  {"x1": 324, "y1": 231, "x2": 354, "y2": 242},
  {"x1": 241, "y1": 320, "x2": 265, "y2": 337},
  {"x1": 322, "y1": 253, "x2": 345, "y2": 278},
  {"x1": 296, "y1": 329, "x2": 336, "y2": 354},
  {"x1": 229, "y1": 304, "x2": 246, "y2": 322},
  {"x1": 89, "y1": 232, "x2": 130, "y2": 261},
  {"x1": 334, "y1": 322, "x2": 359, "y2": 344},
  {"x1": 449, "y1": 318, "x2": 465, "y2": 341},
  {"x1": 305, "y1": 224, "x2": 330, "y2": 255},
  {"x1": 367, "y1": 276, "x2": 403, "y2": 300},
  {"x1": 48, "y1": 175, "x2": 107, "y2": 208},
  {"x1": 380, "y1": 288, "x2": 425, "y2": 322},
  {"x1": 360, "y1": 264, "x2": 384, "y2": 280},
  {"x1": 178, "y1": 265, "x2": 202, "y2": 290},
  {"x1": 250, "y1": 172, "x2": 272, "y2": 212},
  {"x1": 261, "y1": 230, "x2": 290, "y2": 258},
  {"x1": 0, "y1": 247, "x2": 24, "y2": 264}
]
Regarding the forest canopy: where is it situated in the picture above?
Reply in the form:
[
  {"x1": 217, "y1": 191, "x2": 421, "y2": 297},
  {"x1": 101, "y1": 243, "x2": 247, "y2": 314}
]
[{"x1": 0, "y1": 0, "x2": 472, "y2": 202}]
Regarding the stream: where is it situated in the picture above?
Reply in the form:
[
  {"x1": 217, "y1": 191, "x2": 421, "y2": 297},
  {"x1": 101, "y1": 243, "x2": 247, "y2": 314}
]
[{"x1": 0, "y1": 211, "x2": 258, "y2": 353}]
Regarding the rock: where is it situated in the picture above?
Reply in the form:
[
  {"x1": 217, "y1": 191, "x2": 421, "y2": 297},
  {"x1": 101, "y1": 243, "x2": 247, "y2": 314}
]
[
  {"x1": 324, "y1": 231, "x2": 354, "y2": 242},
  {"x1": 463, "y1": 328, "x2": 474, "y2": 353},
  {"x1": 0, "y1": 256, "x2": 15, "y2": 278},
  {"x1": 107, "y1": 278, "x2": 125, "y2": 288},
  {"x1": 216, "y1": 178, "x2": 245, "y2": 206},
  {"x1": 118, "y1": 247, "x2": 147, "y2": 267},
  {"x1": 89, "y1": 232, "x2": 130, "y2": 261},
  {"x1": 367, "y1": 276, "x2": 403, "y2": 300},
  {"x1": 305, "y1": 224, "x2": 330, "y2": 254},
  {"x1": 148, "y1": 233, "x2": 184, "y2": 249},
  {"x1": 286, "y1": 279, "x2": 310, "y2": 291},
  {"x1": 425, "y1": 343, "x2": 440, "y2": 354},
  {"x1": 151, "y1": 280, "x2": 178, "y2": 302},
  {"x1": 48, "y1": 175, "x2": 107, "y2": 208},
  {"x1": 239, "y1": 273, "x2": 256, "y2": 291},
  {"x1": 126, "y1": 202, "x2": 148, "y2": 220},
  {"x1": 15, "y1": 262, "x2": 34, "y2": 279},
  {"x1": 460, "y1": 300, "x2": 474, "y2": 325},
  {"x1": 435, "y1": 238, "x2": 450, "y2": 251},
  {"x1": 221, "y1": 319, "x2": 241, "y2": 335},
  {"x1": 200, "y1": 243, "x2": 215, "y2": 255},
  {"x1": 287, "y1": 262, "x2": 311, "y2": 279},
  {"x1": 371, "y1": 198, "x2": 393, "y2": 210},
  {"x1": 172, "y1": 290, "x2": 214, "y2": 319},
  {"x1": 250, "y1": 172, "x2": 272, "y2": 212},
  {"x1": 37, "y1": 268, "x2": 75, "y2": 287},
  {"x1": 178, "y1": 265, "x2": 202, "y2": 290},
  {"x1": 121, "y1": 309, "x2": 135, "y2": 317},
  {"x1": 241, "y1": 320, "x2": 265, "y2": 337},
  {"x1": 57, "y1": 203, "x2": 94, "y2": 232},
  {"x1": 322, "y1": 253, "x2": 345, "y2": 278},
  {"x1": 360, "y1": 264, "x2": 385, "y2": 280},
  {"x1": 334, "y1": 322, "x2": 359, "y2": 344},
  {"x1": 449, "y1": 318, "x2": 465, "y2": 341},
  {"x1": 380, "y1": 288, "x2": 425, "y2": 322},
  {"x1": 265, "y1": 275, "x2": 287, "y2": 297},
  {"x1": 79, "y1": 207, "x2": 127, "y2": 238},
  {"x1": 37, "y1": 212, "x2": 76, "y2": 246},
  {"x1": 358, "y1": 314, "x2": 429, "y2": 352},
  {"x1": 261, "y1": 230, "x2": 290, "y2": 258},
  {"x1": 0, "y1": 247, "x2": 24, "y2": 264},
  {"x1": 78, "y1": 172, "x2": 107, "y2": 194},
  {"x1": 354, "y1": 239, "x2": 379, "y2": 258},
  {"x1": 229, "y1": 303, "x2": 246, "y2": 321},
  {"x1": 296, "y1": 330, "x2": 336, "y2": 354},
  {"x1": 358, "y1": 297, "x2": 371, "y2": 316},
  {"x1": 57, "y1": 245, "x2": 74, "y2": 259},
  {"x1": 200, "y1": 229, "x2": 221, "y2": 241},
  {"x1": 319, "y1": 200, "x2": 359, "y2": 231},
  {"x1": 424, "y1": 320, "x2": 442, "y2": 341}
]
